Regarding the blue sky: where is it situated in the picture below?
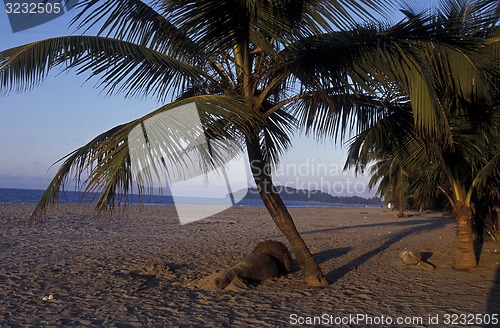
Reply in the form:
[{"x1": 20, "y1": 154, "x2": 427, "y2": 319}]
[
  {"x1": 0, "y1": 2, "x2": 417, "y2": 196},
  {"x1": 0, "y1": 8, "x2": 159, "y2": 189}
]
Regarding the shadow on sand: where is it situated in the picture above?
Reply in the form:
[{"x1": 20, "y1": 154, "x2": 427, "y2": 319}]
[
  {"x1": 314, "y1": 247, "x2": 353, "y2": 265},
  {"x1": 305, "y1": 218, "x2": 451, "y2": 284},
  {"x1": 303, "y1": 218, "x2": 448, "y2": 236},
  {"x1": 486, "y1": 260, "x2": 500, "y2": 314}
]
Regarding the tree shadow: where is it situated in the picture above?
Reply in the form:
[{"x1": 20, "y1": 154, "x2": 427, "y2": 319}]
[
  {"x1": 314, "y1": 247, "x2": 353, "y2": 264},
  {"x1": 421, "y1": 251, "x2": 433, "y2": 262},
  {"x1": 308, "y1": 219, "x2": 450, "y2": 284},
  {"x1": 419, "y1": 251, "x2": 437, "y2": 269},
  {"x1": 301, "y1": 218, "x2": 449, "y2": 236},
  {"x1": 486, "y1": 263, "x2": 500, "y2": 313},
  {"x1": 289, "y1": 247, "x2": 352, "y2": 272},
  {"x1": 474, "y1": 239, "x2": 485, "y2": 266}
]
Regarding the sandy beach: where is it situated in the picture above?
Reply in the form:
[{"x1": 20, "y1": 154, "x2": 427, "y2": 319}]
[{"x1": 1, "y1": 203, "x2": 499, "y2": 327}]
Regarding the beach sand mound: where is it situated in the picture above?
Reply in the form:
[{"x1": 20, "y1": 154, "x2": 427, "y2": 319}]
[{"x1": 196, "y1": 240, "x2": 293, "y2": 292}]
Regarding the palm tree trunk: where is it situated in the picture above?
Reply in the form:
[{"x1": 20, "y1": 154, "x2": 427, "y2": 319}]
[
  {"x1": 246, "y1": 138, "x2": 328, "y2": 286},
  {"x1": 495, "y1": 206, "x2": 500, "y2": 243},
  {"x1": 453, "y1": 202, "x2": 477, "y2": 270},
  {"x1": 397, "y1": 195, "x2": 405, "y2": 218},
  {"x1": 394, "y1": 185, "x2": 405, "y2": 217}
]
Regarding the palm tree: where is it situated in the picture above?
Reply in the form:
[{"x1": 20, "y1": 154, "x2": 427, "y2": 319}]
[
  {"x1": 344, "y1": 1, "x2": 500, "y2": 270},
  {"x1": 350, "y1": 105, "x2": 499, "y2": 269},
  {"x1": 344, "y1": 106, "x2": 414, "y2": 218},
  {"x1": 1, "y1": 0, "x2": 497, "y2": 284},
  {"x1": 370, "y1": 158, "x2": 410, "y2": 217}
]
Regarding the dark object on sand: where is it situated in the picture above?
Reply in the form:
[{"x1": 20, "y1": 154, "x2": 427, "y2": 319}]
[
  {"x1": 197, "y1": 240, "x2": 292, "y2": 291},
  {"x1": 400, "y1": 250, "x2": 422, "y2": 265},
  {"x1": 399, "y1": 250, "x2": 436, "y2": 269}
]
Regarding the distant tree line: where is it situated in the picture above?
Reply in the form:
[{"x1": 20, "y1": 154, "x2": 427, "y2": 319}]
[{"x1": 240, "y1": 187, "x2": 384, "y2": 205}]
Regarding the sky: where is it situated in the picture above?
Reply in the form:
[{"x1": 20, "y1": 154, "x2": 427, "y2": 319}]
[{"x1": 0, "y1": 1, "x2": 417, "y2": 197}]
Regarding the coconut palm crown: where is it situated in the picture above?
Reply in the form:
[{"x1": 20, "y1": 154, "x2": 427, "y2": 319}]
[{"x1": 1, "y1": 0, "x2": 498, "y2": 285}]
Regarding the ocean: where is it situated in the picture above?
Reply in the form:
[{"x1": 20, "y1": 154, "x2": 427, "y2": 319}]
[{"x1": 0, "y1": 188, "x2": 378, "y2": 208}]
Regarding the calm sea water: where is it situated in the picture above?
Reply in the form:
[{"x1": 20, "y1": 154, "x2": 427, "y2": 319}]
[{"x1": 0, "y1": 188, "x2": 376, "y2": 208}]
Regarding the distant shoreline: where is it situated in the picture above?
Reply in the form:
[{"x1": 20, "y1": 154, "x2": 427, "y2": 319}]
[
  {"x1": 237, "y1": 186, "x2": 384, "y2": 205},
  {"x1": 0, "y1": 187, "x2": 383, "y2": 208}
]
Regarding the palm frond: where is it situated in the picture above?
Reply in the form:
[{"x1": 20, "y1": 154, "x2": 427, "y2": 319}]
[
  {"x1": 343, "y1": 105, "x2": 419, "y2": 171},
  {"x1": 260, "y1": 108, "x2": 297, "y2": 168},
  {"x1": 134, "y1": 0, "x2": 393, "y2": 62},
  {"x1": 288, "y1": 87, "x2": 393, "y2": 142},
  {"x1": 281, "y1": 9, "x2": 497, "y2": 137},
  {"x1": 72, "y1": 0, "x2": 204, "y2": 62},
  {"x1": 0, "y1": 36, "x2": 212, "y2": 101},
  {"x1": 30, "y1": 95, "x2": 263, "y2": 224}
]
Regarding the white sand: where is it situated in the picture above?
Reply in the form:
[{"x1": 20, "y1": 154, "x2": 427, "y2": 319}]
[{"x1": 1, "y1": 203, "x2": 499, "y2": 327}]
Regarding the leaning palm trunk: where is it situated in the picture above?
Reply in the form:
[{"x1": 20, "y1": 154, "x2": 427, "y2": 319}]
[
  {"x1": 453, "y1": 202, "x2": 477, "y2": 270},
  {"x1": 247, "y1": 138, "x2": 328, "y2": 286}
]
